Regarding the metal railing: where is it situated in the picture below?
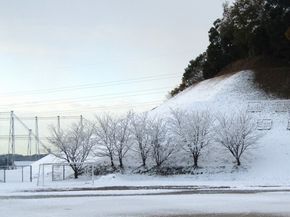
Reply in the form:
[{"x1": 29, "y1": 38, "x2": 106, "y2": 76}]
[
  {"x1": 37, "y1": 162, "x2": 98, "y2": 186},
  {"x1": 0, "y1": 165, "x2": 32, "y2": 183}
]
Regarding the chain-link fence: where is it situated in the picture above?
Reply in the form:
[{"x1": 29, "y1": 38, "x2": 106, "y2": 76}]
[
  {"x1": 0, "y1": 168, "x2": 5, "y2": 183},
  {"x1": 0, "y1": 165, "x2": 32, "y2": 183},
  {"x1": 37, "y1": 163, "x2": 97, "y2": 186}
]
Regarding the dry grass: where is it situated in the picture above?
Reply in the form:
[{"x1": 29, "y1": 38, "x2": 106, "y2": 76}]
[
  {"x1": 217, "y1": 56, "x2": 290, "y2": 98},
  {"x1": 254, "y1": 67, "x2": 290, "y2": 98}
]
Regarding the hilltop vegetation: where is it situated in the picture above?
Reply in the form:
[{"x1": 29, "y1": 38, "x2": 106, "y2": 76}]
[{"x1": 171, "y1": 0, "x2": 290, "y2": 96}]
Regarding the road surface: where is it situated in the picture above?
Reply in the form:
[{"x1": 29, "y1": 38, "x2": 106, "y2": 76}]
[{"x1": 1, "y1": 188, "x2": 290, "y2": 217}]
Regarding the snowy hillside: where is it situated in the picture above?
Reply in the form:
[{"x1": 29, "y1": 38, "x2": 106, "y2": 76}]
[
  {"x1": 153, "y1": 70, "x2": 272, "y2": 114},
  {"x1": 13, "y1": 70, "x2": 290, "y2": 187},
  {"x1": 151, "y1": 70, "x2": 290, "y2": 185}
]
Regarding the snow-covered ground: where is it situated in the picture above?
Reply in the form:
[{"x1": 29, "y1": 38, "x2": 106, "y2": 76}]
[
  {"x1": 2, "y1": 70, "x2": 290, "y2": 189},
  {"x1": 1, "y1": 191, "x2": 290, "y2": 217},
  {"x1": 151, "y1": 70, "x2": 290, "y2": 185},
  {"x1": 151, "y1": 70, "x2": 272, "y2": 114},
  {"x1": 1, "y1": 70, "x2": 290, "y2": 216},
  {"x1": 1, "y1": 172, "x2": 290, "y2": 196}
]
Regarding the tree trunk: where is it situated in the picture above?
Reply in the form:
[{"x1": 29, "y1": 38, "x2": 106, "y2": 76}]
[
  {"x1": 193, "y1": 155, "x2": 199, "y2": 168},
  {"x1": 74, "y1": 170, "x2": 78, "y2": 179},
  {"x1": 110, "y1": 155, "x2": 115, "y2": 169},
  {"x1": 156, "y1": 162, "x2": 161, "y2": 174},
  {"x1": 236, "y1": 158, "x2": 241, "y2": 166},
  {"x1": 156, "y1": 161, "x2": 161, "y2": 169},
  {"x1": 119, "y1": 157, "x2": 123, "y2": 169},
  {"x1": 141, "y1": 156, "x2": 146, "y2": 167}
]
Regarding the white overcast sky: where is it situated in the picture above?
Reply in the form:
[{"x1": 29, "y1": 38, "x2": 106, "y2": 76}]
[{"x1": 0, "y1": 0, "x2": 233, "y2": 117}]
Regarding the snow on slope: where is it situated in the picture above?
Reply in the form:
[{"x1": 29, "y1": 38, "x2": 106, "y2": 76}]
[
  {"x1": 152, "y1": 70, "x2": 271, "y2": 115},
  {"x1": 151, "y1": 70, "x2": 290, "y2": 185},
  {"x1": 11, "y1": 70, "x2": 288, "y2": 187}
]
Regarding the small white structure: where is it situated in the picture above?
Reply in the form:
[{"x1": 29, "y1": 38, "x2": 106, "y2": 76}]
[
  {"x1": 37, "y1": 162, "x2": 98, "y2": 186},
  {"x1": 247, "y1": 101, "x2": 262, "y2": 113},
  {"x1": 275, "y1": 101, "x2": 290, "y2": 113},
  {"x1": 257, "y1": 119, "x2": 272, "y2": 130}
]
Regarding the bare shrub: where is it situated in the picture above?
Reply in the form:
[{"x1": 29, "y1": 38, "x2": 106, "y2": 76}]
[
  {"x1": 215, "y1": 112, "x2": 261, "y2": 166},
  {"x1": 169, "y1": 109, "x2": 212, "y2": 168},
  {"x1": 130, "y1": 112, "x2": 151, "y2": 168},
  {"x1": 149, "y1": 118, "x2": 176, "y2": 170},
  {"x1": 94, "y1": 114, "x2": 116, "y2": 169},
  {"x1": 114, "y1": 112, "x2": 132, "y2": 169},
  {"x1": 48, "y1": 121, "x2": 95, "y2": 178}
]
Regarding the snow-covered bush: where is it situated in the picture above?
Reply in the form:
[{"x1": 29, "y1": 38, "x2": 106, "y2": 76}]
[
  {"x1": 130, "y1": 112, "x2": 152, "y2": 168},
  {"x1": 215, "y1": 112, "x2": 261, "y2": 166},
  {"x1": 47, "y1": 121, "x2": 95, "y2": 178},
  {"x1": 47, "y1": 109, "x2": 263, "y2": 176},
  {"x1": 94, "y1": 113, "x2": 117, "y2": 169},
  {"x1": 149, "y1": 118, "x2": 176, "y2": 170},
  {"x1": 169, "y1": 109, "x2": 213, "y2": 168}
]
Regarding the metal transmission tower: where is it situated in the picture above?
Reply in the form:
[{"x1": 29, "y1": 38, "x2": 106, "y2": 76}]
[
  {"x1": 7, "y1": 111, "x2": 16, "y2": 167},
  {"x1": 2, "y1": 112, "x2": 84, "y2": 164},
  {"x1": 27, "y1": 129, "x2": 32, "y2": 156},
  {"x1": 80, "y1": 115, "x2": 83, "y2": 127},
  {"x1": 35, "y1": 116, "x2": 40, "y2": 156},
  {"x1": 57, "y1": 116, "x2": 61, "y2": 133},
  {"x1": 13, "y1": 113, "x2": 46, "y2": 157}
]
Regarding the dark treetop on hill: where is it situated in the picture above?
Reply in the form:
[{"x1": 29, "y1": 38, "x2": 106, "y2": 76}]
[{"x1": 171, "y1": 0, "x2": 290, "y2": 96}]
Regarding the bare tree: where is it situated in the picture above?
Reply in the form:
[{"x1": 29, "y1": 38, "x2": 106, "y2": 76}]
[
  {"x1": 149, "y1": 118, "x2": 175, "y2": 169},
  {"x1": 94, "y1": 114, "x2": 116, "y2": 169},
  {"x1": 169, "y1": 109, "x2": 212, "y2": 168},
  {"x1": 215, "y1": 113, "x2": 261, "y2": 166},
  {"x1": 114, "y1": 112, "x2": 132, "y2": 169},
  {"x1": 130, "y1": 112, "x2": 151, "y2": 168},
  {"x1": 48, "y1": 121, "x2": 95, "y2": 179}
]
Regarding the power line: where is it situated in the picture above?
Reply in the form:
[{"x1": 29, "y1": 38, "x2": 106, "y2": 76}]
[
  {"x1": 0, "y1": 87, "x2": 170, "y2": 108},
  {"x1": 0, "y1": 99, "x2": 162, "y2": 117},
  {"x1": 0, "y1": 73, "x2": 179, "y2": 97},
  {"x1": 0, "y1": 99, "x2": 162, "y2": 155},
  {"x1": 16, "y1": 100, "x2": 162, "y2": 116},
  {"x1": 0, "y1": 115, "x2": 81, "y2": 121}
]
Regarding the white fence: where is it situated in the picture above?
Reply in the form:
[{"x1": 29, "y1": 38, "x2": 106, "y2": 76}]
[
  {"x1": 37, "y1": 162, "x2": 98, "y2": 186},
  {"x1": 247, "y1": 100, "x2": 290, "y2": 113},
  {"x1": 0, "y1": 165, "x2": 32, "y2": 183},
  {"x1": 275, "y1": 102, "x2": 290, "y2": 113},
  {"x1": 247, "y1": 102, "x2": 262, "y2": 113},
  {"x1": 257, "y1": 119, "x2": 273, "y2": 130}
]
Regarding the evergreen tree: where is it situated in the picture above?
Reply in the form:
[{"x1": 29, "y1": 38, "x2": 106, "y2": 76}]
[{"x1": 171, "y1": 0, "x2": 290, "y2": 96}]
